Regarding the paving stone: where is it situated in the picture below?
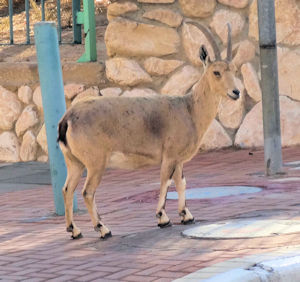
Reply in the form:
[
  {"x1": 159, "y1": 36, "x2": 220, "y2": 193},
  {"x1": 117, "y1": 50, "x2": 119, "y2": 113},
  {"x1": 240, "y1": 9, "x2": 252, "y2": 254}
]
[{"x1": 105, "y1": 269, "x2": 139, "y2": 280}]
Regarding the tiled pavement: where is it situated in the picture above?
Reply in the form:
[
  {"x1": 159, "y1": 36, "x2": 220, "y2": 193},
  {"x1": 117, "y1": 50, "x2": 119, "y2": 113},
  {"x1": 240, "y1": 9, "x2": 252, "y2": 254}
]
[{"x1": 1, "y1": 147, "x2": 300, "y2": 281}]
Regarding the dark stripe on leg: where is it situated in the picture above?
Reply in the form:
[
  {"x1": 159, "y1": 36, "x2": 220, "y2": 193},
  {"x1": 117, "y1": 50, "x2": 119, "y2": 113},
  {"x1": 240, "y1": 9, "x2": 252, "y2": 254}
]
[
  {"x1": 162, "y1": 192, "x2": 168, "y2": 209},
  {"x1": 66, "y1": 222, "x2": 73, "y2": 232},
  {"x1": 94, "y1": 222, "x2": 102, "y2": 232},
  {"x1": 169, "y1": 167, "x2": 176, "y2": 179}
]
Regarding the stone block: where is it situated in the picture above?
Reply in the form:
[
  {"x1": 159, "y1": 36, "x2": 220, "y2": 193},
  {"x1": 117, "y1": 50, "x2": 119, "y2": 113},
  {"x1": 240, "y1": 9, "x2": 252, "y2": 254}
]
[
  {"x1": 179, "y1": 0, "x2": 216, "y2": 18},
  {"x1": 105, "y1": 18, "x2": 180, "y2": 57},
  {"x1": 161, "y1": 65, "x2": 201, "y2": 96},
  {"x1": 0, "y1": 131, "x2": 20, "y2": 162},
  {"x1": 15, "y1": 105, "x2": 39, "y2": 137},
  {"x1": 0, "y1": 86, "x2": 22, "y2": 130},
  {"x1": 106, "y1": 58, "x2": 152, "y2": 86},
  {"x1": 144, "y1": 57, "x2": 184, "y2": 76},
  {"x1": 143, "y1": 8, "x2": 183, "y2": 27}
]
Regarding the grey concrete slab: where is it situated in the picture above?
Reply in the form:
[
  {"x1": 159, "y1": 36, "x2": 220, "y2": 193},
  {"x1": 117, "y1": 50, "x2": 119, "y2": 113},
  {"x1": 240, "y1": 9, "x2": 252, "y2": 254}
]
[
  {"x1": 0, "y1": 162, "x2": 51, "y2": 193},
  {"x1": 0, "y1": 163, "x2": 12, "y2": 168},
  {"x1": 0, "y1": 162, "x2": 50, "y2": 182},
  {"x1": 0, "y1": 162, "x2": 88, "y2": 193},
  {"x1": 0, "y1": 183, "x2": 48, "y2": 193},
  {"x1": 2, "y1": 171, "x2": 52, "y2": 185}
]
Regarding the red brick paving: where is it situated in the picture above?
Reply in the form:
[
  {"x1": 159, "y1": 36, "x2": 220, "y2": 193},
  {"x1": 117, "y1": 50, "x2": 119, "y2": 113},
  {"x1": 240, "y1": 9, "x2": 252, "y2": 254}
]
[{"x1": 1, "y1": 147, "x2": 300, "y2": 281}]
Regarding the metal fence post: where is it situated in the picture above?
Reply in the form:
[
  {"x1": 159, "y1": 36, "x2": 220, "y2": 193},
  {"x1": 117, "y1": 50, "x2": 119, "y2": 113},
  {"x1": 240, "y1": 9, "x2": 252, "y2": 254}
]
[
  {"x1": 34, "y1": 22, "x2": 78, "y2": 215},
  {"x1": 25, "y1": 0, "x2": 30, "y2": 44},
  {"x1": 57, "y1": 0, "x2": 62, "y2": 43},
  {"x1": 41, "y1": 0, "x2": 45, "y2": 21},
  {"x1": 76, "y1": 0, "x2": 97, "y2": 62},
  {"x1": 72, "y1": 0, "x2": 82, "y2": 44},
  {"x1": 257, "y1": 0, "x2": 283, "y2": 176},
  {"x1": 8, "y1": 0, "x2": 13, "y2": 44}
]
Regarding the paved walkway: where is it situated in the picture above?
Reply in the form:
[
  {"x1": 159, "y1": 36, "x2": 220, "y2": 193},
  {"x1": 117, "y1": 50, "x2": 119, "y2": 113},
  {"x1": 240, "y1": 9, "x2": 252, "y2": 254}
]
[{"x1": 1, "y1": 147, "x2": 300, "y2": 281}]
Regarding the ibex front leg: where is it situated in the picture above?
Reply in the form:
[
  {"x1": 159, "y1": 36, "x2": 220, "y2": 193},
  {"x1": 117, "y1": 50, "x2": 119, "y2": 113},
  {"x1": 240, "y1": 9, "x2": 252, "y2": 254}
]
[
  {"x1": 156, "y1": 159, "x2": 175, "y2": 228},
  {"x1": 173, "y1": 164, "x2": 194, "y2": 224}
]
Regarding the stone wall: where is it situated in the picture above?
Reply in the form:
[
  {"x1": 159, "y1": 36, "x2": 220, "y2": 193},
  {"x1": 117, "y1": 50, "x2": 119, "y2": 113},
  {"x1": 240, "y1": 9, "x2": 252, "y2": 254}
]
[
  {"x1": 103, "y1": 0, "x2": 300, "y2": 149},
  {"x1": 1, "y1": 0, "x2": 300, "y2": 162}
]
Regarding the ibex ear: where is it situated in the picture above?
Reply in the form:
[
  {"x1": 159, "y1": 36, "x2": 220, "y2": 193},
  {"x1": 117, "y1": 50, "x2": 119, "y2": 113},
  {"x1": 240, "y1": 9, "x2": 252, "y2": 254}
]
[{"x1": 199, "y1": 45, "x2": 211, "y2": 67}]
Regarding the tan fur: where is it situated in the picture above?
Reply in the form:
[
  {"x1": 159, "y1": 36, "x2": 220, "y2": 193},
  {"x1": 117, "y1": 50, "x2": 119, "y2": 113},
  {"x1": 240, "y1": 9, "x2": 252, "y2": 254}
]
[{"x1": 58, "y1": 25, "x2": 239, "y2": 238}]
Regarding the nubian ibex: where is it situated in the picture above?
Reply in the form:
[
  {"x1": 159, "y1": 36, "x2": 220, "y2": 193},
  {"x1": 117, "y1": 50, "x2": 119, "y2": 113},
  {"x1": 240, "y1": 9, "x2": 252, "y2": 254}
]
[{"x1": 58, "y1": 22, "x2": 240, "y2": 239}]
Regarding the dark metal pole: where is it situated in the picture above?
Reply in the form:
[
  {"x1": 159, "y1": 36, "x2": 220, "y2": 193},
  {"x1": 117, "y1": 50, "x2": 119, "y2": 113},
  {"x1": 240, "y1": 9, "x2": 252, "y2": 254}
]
[
  {"x1": 25, "y1": 0, "x2": 30, "y2": 44},
  {"x1": 72, "y1": 0, "x2": 82, "y2": 44},
  {"x1": 57, "y1": 0, "x2": 62, "y2": 43},
  {"x1": 8, "y1": 0, "x2": 13, "y2": 44},
  {"x1": 257, "y1": 0, "x2": 282, "y2": 176},
  {"x1": 41, "y1": 0, "x2": 45, "y2": 21}
]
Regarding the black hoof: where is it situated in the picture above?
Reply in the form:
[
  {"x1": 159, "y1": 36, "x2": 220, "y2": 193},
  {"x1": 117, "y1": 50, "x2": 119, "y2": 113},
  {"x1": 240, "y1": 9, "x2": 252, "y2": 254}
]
[
  {"x1": 100, "y1": 231, "x2": 112, "y2": 240},
  {"x1": 71, "y1": 233, "x2": 83, "y2": 240},
  {"x1": 181, "y1": 218, "x2": 195, "y2": 225},
  {"x1": 158, "y1": 220, "x2": 172, "y2": 228}
]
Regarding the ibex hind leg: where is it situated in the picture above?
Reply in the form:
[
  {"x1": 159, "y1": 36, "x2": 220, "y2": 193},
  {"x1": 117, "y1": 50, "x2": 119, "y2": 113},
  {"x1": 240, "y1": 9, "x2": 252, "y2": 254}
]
[
  {"x1": 82, "y1": 157, "x2": 112, "y2": 240},
  {"x1": 61, "y1": 146, "x2": 85, "y2": 239},
  {"x1": 173, "y1": 163, "x2": 194, "y2": 225}
]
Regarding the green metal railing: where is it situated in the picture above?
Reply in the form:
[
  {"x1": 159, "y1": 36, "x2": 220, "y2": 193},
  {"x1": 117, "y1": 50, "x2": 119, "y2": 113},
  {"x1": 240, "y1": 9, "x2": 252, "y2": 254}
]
[
  {"x1": 4, "y1": 0, "x2": 63, "y2": 45},
  {"x1": 2, "y1": 0, "x2": 82, "y2": 45},
  {"x1": 1, "y1": 0, "x2": 97, "y2": 62}
]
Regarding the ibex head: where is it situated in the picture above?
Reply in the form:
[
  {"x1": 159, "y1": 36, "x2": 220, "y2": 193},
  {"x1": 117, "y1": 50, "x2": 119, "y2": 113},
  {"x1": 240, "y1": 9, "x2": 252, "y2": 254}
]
[{"x1": 187, "y1": 22, "x2": 240, "y2": 101}]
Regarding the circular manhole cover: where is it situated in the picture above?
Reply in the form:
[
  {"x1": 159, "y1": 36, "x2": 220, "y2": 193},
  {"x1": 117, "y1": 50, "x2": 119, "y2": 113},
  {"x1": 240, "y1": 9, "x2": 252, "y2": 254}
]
[
  {"x1": 182, "y1": 219, "x2": 300, "y2": 239},
  {"x1": 167, "y1": 186, "x2": 262, "y2": 200}
]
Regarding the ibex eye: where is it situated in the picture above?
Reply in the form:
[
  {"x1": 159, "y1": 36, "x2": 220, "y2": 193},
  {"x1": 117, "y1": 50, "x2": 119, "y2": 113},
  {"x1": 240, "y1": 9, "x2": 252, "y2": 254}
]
[{"x1": 213, "y1": 71, "x2": 221, "y2": 77}]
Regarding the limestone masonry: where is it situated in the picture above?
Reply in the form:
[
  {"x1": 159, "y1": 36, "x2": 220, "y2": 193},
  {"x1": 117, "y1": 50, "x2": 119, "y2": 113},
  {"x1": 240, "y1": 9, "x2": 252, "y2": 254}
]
[{"x1": 0, "y1": 0, "x2": 300, "y2": 162}]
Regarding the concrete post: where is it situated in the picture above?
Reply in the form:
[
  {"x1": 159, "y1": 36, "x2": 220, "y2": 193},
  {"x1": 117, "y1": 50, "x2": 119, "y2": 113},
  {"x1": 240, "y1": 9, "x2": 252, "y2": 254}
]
[
  {"x1": 34, "y1": 22, "x2": 78, "y2": 215},
  {"x1": 257, "y1": 0, "x2": 283, "y2": 176}
]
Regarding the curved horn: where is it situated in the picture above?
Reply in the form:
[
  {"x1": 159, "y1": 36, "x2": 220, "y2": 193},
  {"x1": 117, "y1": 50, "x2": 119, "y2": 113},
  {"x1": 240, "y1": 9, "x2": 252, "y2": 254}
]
[
  {"x1": 185, "y1": 20, "x2": 221, "y2": 61},
  {"x1": 226, "y1": 23, "x2": 232, "y2": 61}
]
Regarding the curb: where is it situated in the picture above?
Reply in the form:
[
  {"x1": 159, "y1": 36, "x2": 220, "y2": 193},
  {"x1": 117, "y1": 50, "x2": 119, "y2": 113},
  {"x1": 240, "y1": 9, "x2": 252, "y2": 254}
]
[
  {"x1": 199, "y1": 256, "x2": 300, "y2": 282},
  {"x1": 204, "y1": 256, "x2": 300, "y2": 282}
]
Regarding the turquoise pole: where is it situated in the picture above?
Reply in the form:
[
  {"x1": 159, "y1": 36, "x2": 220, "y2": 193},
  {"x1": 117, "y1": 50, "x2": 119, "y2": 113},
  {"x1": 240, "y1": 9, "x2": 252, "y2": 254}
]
[{"x1": 34, "y1": 22, "x2": 78, "y2": 215}]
